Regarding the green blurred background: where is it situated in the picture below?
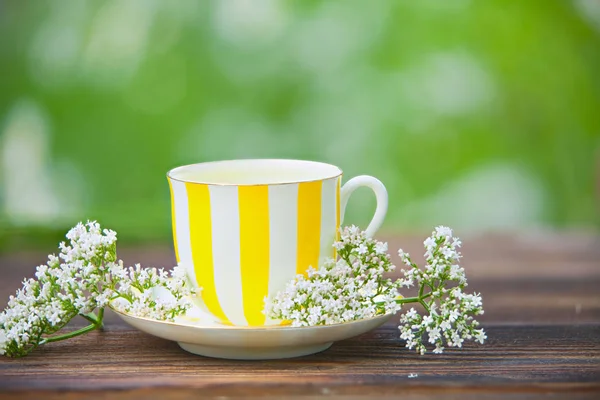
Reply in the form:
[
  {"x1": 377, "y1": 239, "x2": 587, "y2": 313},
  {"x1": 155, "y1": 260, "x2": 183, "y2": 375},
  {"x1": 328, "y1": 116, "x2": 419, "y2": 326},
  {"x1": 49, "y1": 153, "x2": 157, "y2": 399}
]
[{"x1": 1, "y1": 0, "x2": 599, "y2": 251}]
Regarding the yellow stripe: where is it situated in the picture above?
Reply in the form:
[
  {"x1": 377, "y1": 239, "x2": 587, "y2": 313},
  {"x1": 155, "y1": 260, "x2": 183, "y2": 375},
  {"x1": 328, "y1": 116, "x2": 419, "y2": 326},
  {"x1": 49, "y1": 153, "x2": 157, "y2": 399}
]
[
  {"x1": 334, "y1": 177, "x2": 341, "y2": 259},
  {"x1": 238, "y1": 186, "x2": 270, "y2": 326},
  {"x1": 297, "y1": 180, "x2": 322, "y2": 275},
  {"x1": 186, "y1": 183, "x2": 230, "y2": 325},
  {"x1": 168, "y1": 179, "x2": 180, "y2": 263}
]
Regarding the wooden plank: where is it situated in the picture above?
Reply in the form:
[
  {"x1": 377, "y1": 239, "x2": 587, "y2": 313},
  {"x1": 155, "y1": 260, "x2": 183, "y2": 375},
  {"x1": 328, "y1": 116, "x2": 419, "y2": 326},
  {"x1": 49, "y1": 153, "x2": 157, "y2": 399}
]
[
  {"x1": 0, "y1": 324, "x2": 598, "y2": 393},
  {"x1": 1, "y1": 386, "x2": 600, "y2": 400}
]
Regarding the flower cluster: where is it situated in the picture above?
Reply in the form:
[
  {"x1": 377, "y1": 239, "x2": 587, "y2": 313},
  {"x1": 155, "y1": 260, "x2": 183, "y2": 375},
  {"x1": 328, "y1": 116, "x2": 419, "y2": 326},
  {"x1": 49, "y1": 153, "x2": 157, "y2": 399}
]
[
  {"x1": 264, "y1": 226, "x2": 401, "y2": 327},
  {"x1": 264, "y1": 225, "x2": 486, "y2": 354},
  {"x1": 397, "y1": 226, "x2": 486, "y2": 354},
  {"x1": 0, "y1": 221, "x2": 194, "y2": 358},
  {"x1": 109, "y1": 262, "x2": 193, "y2": 321}
]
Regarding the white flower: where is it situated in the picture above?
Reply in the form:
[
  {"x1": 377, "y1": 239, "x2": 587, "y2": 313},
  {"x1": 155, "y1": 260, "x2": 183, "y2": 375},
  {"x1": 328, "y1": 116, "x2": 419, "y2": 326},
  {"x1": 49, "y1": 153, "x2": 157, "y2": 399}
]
[
  {"x1": 405, "y1": 308, "x2": 418, "y2": 320},
  {"x1": 422, "y1": 315, "x2": 434, "y2": 327},
  {"x1": 475, "y1": 329, "x2": 487, "y2": 344},
  {"x1": 264, "y1": 226, "x2": 399, "y2": 326},
  {"x1": 347, "y1": 225, "x2": 360, "y2": 236},
  {"x1": 435, "y1": 226, "x2": 453, "y2": 238},
  {"x1": 423, "y1": 237, "x2": 436, "y2": 249},
  {"x1": 0, "y1": 328, "x2": 7, "y2": 356},
  {"x1": 1, "y1": 221, "x2": 195, "y2": 358},
  {"x1": 374, "y1": 242, "x2": 388, "y2": 255},
  {"x1": 265, "y1": 224, "x2": 486, "y2": 356},
  {"x1": 357, "y1": 244, "x2": 368, "y2": 255},
  {"x1": 448, "y1": 309, "x2": 460, "y2": 323},
  {"x1": 396, "y1": 226, "x2": 486, "y2": 354},
  {"x1": 428, "y1": 327, "x2": 441, "y2": 343},
  {"x1": 398, "y1": 250, "x2": 412, "y2": 267}
]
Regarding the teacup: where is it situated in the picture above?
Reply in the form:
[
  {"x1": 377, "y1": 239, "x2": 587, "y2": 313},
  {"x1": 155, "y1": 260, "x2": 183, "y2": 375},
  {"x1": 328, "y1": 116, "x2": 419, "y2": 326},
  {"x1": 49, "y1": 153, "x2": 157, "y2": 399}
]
[{"x1": 167, "y1": 159, "x2": 387, "y2": 326}]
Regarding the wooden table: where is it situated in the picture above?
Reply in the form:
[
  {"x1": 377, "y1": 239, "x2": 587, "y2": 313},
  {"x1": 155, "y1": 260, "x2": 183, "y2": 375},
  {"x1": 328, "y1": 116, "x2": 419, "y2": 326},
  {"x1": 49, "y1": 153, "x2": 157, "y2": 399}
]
[{"x1": 1, "y1": 232, "x2": 599, "y2": 399}]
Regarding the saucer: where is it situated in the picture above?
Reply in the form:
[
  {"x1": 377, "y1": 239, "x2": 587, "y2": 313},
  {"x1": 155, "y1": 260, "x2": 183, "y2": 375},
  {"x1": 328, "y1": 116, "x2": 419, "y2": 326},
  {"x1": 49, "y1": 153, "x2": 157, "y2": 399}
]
[{"x1": 110, "y1": 295, "x2": 394, "y2": 360}]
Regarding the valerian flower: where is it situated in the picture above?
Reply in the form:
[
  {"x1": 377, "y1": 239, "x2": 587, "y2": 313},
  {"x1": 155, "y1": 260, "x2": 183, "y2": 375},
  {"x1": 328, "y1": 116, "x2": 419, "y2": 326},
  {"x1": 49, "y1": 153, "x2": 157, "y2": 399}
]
[
  {"x1": 397, "y1": 226, "x2": 486, "y2": 355},
  {"x1": 264, "y1": 225, "x2": 486, "y2": 354},
  {"x1": 109, "y1": 262, "x2": 194, "y2": 321},
  {"x1": 264, "y1": 226, "x2": 402, "y2": 327},
  {"x1": 0, "y1": 221, "x2": 195, "y2": 358}
]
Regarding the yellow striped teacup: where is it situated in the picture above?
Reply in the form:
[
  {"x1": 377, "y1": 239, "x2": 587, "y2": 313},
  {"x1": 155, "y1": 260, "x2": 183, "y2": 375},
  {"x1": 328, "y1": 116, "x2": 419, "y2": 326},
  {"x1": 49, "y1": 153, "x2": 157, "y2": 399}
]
[{"x1": 167, "y1": 159, "x2": 387, "y2": 326}]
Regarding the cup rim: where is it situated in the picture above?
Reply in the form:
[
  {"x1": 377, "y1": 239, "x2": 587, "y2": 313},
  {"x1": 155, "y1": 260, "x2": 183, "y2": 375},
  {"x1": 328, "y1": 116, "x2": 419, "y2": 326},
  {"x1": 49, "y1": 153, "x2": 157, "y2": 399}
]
[{"x1": 166, "y1": 159, "x2": 343, "y2": 186}]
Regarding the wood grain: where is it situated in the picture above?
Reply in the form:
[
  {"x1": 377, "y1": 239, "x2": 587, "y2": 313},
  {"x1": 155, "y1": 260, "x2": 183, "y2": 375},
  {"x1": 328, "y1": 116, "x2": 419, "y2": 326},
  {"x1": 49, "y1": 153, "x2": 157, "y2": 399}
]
[
  {"x1": 0, "y1": 323, "x2": 598, "y2": 399},
  {"x1": 0, "y1": 232, "x2": 599, "y2": 399}
]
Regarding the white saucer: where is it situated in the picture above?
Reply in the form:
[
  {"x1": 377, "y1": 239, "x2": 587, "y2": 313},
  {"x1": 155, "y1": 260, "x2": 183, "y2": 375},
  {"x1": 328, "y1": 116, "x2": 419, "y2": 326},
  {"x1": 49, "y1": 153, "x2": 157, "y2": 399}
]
[{"x1": 111, "y1": 297, "x2": 394, "y2": 360}]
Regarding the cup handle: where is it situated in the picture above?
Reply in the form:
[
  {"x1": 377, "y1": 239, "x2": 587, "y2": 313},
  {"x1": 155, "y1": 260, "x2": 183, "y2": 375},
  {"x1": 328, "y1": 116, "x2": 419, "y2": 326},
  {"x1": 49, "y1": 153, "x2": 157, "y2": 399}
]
[{"x1": 340, "y1": 175, "x2": 388, "y2": 238}]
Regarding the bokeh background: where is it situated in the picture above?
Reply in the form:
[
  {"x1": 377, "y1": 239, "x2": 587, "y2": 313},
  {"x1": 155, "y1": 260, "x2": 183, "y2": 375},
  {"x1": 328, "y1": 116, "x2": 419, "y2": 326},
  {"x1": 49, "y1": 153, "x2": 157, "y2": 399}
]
[{"x1": 1, "y1": 0, "x2": 599, "y2": 251}]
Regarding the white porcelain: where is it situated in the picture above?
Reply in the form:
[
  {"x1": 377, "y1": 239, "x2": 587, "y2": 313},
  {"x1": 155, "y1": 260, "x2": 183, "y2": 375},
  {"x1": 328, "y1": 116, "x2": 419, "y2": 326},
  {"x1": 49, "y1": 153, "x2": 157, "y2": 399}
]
[
  {"x1": 167, "y1": 159, "x2": 388, "y2": 327},
  {"x1": 111, "y1": 298, "x2": 393, "y2": 360},
  {"x1": 340, "y1": 175, "x2": 388, "y2": 238}
]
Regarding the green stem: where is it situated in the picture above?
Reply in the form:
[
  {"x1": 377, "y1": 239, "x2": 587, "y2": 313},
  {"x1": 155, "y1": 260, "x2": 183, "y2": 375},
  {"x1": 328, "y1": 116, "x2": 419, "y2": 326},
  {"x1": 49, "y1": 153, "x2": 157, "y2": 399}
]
[
  {"x1": 39, "y1": 308, "x2": 105, "y2": 345},
  {"x1": 111, "y1": 292, "x2": 134, "y2": 304},
  {"x1": 376, "y1": 292, "x2": 432, "y2": 307},
  {"x1": 80, "y1": 312, "x2": 98, "y2": 325},
  {"x1": 395, "y1": 292, "x2": 432, "y2": 304},
  {"x1": 394, "y1": 296, "x2": 421, "y2": 304},
  {"x1": 40, "y1": 324, "x2": 98, "y2": 344},
  {"x1": 419, "y1": 299, "x2": 431, "y2": 313},
  {"x1": 96, "y1": 307, "x2": 105, "y2": 328}
]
